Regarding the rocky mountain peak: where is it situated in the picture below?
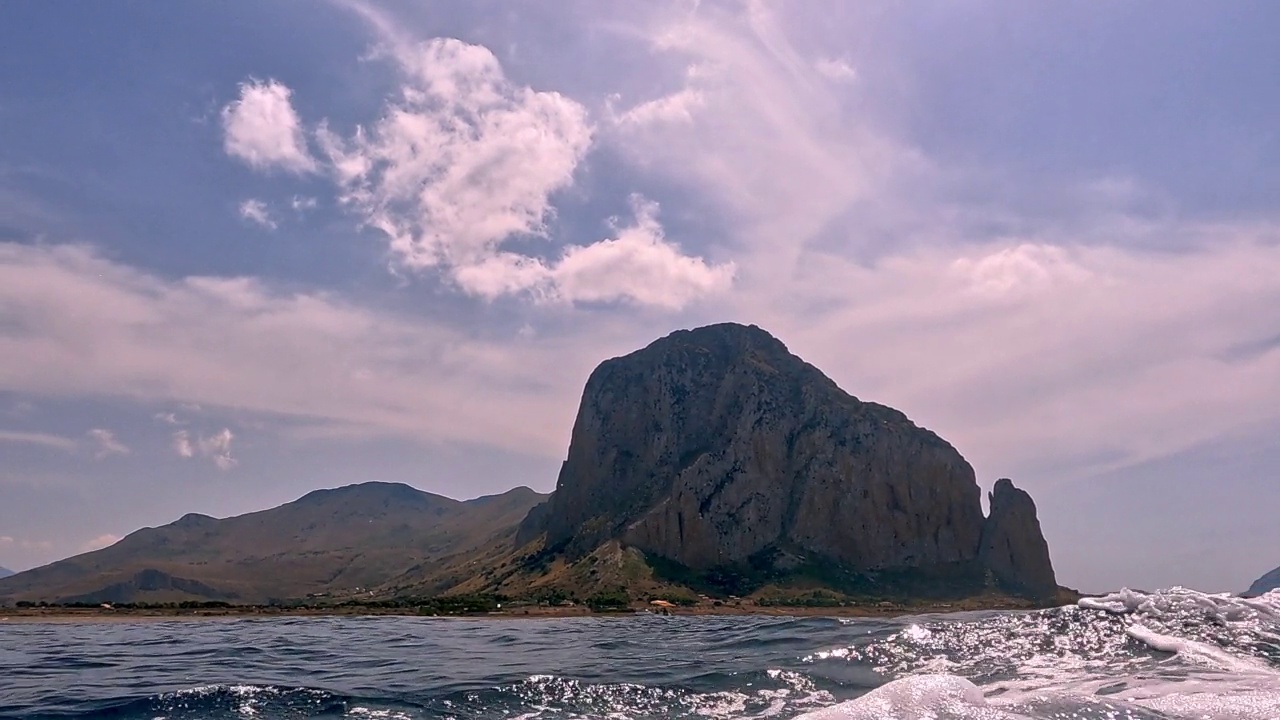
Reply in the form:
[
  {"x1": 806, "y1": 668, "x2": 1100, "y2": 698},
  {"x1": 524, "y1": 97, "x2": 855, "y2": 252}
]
[{"x1": 524, "y1": 322, "x2": 1060, "y2": 600}]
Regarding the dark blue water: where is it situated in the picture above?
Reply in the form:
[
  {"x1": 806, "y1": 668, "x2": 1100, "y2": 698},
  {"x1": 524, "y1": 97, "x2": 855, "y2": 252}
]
[{"x1": 2, "y1": 589, "x2": 1278, "y2": 720}]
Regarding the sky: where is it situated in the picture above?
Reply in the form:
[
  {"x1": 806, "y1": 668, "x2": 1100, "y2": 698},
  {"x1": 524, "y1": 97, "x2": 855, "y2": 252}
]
[{"x1": 1, "y1": 1, "x2": 1278, "y2": 594}]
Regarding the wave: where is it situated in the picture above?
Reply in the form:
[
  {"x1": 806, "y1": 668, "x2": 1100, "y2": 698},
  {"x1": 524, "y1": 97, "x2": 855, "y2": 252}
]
[{"x1": 800, "y1": 587, "x2": 1280, "y2": 719}]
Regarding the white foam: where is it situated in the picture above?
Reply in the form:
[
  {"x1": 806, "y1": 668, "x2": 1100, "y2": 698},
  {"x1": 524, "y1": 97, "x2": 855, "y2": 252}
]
[
  {"x1": 1124, "y1": 623, "x2": 1272, "y2": 674},
  {"x1": 1080, "y1": 586, "x2": 1280, "y2": 624},
  {"x1": 791, "y1": 675, "x2": 1029, "y2": 720}
]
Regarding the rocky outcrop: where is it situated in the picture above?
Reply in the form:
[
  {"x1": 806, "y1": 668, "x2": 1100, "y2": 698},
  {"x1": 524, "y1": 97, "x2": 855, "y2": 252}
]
[
  {"x1": 1245, "y1": 566, "x2": 1280, "y2": 597},
  {"x1": 979, "y1": 479, "x2": 1057, "y2": 601},
  {"x1": 524, "y1": 322, "x2": 1059, "y2": 600}
]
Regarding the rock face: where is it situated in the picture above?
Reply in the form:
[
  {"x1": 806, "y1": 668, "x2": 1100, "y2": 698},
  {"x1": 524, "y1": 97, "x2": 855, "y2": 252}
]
[
  {"x1": 1245, "y1": 566, "x2": 1280, "y2": 597},
  {"x1": 979, "y1": 479, "x2": 1057, "y2": 601},
  {"x1": 524, "y1": 322, "x2": 1058, "y2": 599}
]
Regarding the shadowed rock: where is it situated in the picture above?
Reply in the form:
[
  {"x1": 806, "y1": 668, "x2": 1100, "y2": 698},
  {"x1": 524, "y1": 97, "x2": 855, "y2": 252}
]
[{"x1": 979, "y1": 478, "x2": 1058, "y2": 601}]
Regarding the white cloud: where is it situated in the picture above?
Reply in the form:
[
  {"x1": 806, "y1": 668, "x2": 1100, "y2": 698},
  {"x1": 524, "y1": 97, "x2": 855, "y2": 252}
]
[
  {"x1": 608, "y1": 0, "x2": 925, "y2": 284},
  {"x1": 221, "y1": 78, "x2": 317, "y2": 174},
  {"x1": 545, "y1": 197, "x2": 734, "y2": 308},
  {"x1": 171, "y1": 427, "x2": 237, "y2": 469},
  {"x1": 0, "y1": 429, "x2": 77, "y2": 451},
  {"x1": 950, "y1": 243, "x2": 1093, "y2": 298},
  {"x1": 154, "y1": 412, "x2": 184, "y2": 425},
  {"x1": 87, "y1": 428, "x2": 129, "y2": 458},
  {"x1": 303, "y1": 33, "x2": 730, "y2": 309},
  {"x1": 82, "y1": 534, "x2": 121, "y2": 552},
  {"x1": 198, "y1": 428, "x2": 237, "y2": 470},
  {"x1": 171, "y1": 429, "x2": 195, "y2": 458},
  {"x1": 813, "y1": 57, "x2": 857, "y2": 82},
  {"x1": 316, "y1": 38, "x2": 593, "y2": 273},
  {"x1": 611, "y1": 88, "x2": 705, "y2": 126},
  {"x1": 238, "y1": 199, "x2": 277, "y2": 230},
  {"x1": 450, "y1": 196, "x2": 734, "y2": 309},
  {"x1": 732, "y1": 228, "x2": 1280, "y2": 478},
  {"x1": 290, "y1": 195, "x2": 318, "y2": 212}
]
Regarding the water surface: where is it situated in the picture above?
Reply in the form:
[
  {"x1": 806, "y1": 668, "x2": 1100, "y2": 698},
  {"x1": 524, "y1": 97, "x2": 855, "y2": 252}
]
[{"x1": 2, "y1": 588, "x2": 1277, "y2": 719}]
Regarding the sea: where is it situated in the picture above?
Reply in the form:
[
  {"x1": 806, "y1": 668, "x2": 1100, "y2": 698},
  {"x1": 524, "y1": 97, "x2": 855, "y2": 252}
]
[{"x1": 1, "y1": 587, "x2": 1277, "y2": 720}]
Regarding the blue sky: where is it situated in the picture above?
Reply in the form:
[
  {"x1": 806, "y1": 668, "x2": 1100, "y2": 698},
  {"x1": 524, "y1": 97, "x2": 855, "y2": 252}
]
[{"x1": 1, "y1": 1, "x2": 1278, "y2": 593}]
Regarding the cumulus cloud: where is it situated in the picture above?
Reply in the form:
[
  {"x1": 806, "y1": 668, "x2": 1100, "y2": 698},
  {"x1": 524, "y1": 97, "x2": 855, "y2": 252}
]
[
  {"x1": 316, "y1": 38, "x2": 592, "y2": 273},
  {"x1": 221, "y1": 78, "x2": 317, "y2": 173},
  {"x1": 81, "y1": 534, "x2": 121, "y2": 552},
  {"x1": 290, "y1": 195, "x2": 318, "y2": 213},
  {"x1": 451, "y1": 196, "x2": 734, "y2": 308},
  {"x1": 87, "y1": 428, "x2": 129, "y2": 458},
  {"x1": 300, "y1": 33, "x2": 730, "y2": 308},
  {"x1": 238, "y1": 199, "x2": 277, "y2": 230},
  {"x1": 0, "y1": 429, "x2": 77, "y2": 451},
  {"x1": 544, "y1": 197, "x2": 734, "y2": 308},
  {"x1": 154, "y1": 412, "x2": 184, "y2": 425}
]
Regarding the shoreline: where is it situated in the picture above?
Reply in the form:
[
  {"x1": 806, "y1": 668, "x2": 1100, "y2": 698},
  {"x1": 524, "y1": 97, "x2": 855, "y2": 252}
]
[{"x1": 0, "y1": 600, "x2": 1053, "y2": 624}]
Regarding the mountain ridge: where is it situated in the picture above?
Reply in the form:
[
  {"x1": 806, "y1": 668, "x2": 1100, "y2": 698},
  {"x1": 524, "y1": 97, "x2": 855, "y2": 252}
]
[{"x1": 0, "y1": 483, "x2": 547, "y2": 604}]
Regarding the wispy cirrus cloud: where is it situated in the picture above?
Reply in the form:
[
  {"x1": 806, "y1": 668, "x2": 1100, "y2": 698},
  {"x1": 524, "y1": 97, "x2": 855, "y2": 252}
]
[
  {"x1": 0, "y1": 430, "x2": 77, "y2": 451},
  {"x1": 86, "y1": 428, "x2": 129, "y2": 458}
]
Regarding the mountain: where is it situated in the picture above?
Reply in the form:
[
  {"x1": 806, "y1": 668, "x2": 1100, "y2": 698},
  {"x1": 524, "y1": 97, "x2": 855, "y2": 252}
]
[
  {"x1": 516, "y1": 323, "x2": 1060, "y2": 601},
  {"x1": 0, "y1": 567, "x2": 12, "y2": 579},
  {"x1": 0, "y1": 483, "x2": 546, "y2": 604},
  {"x1": 1245, "y1": 566, "x2": 1280, "y2": 597}
]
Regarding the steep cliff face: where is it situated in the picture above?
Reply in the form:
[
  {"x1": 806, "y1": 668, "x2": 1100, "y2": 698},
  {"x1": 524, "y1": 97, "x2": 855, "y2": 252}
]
[
  {"x1": 527, "y1": 324, "x2": 1006, "y2": 590},
  {"x1": 979, "y1": 479, "x2": 1058, "y2": 601}
]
